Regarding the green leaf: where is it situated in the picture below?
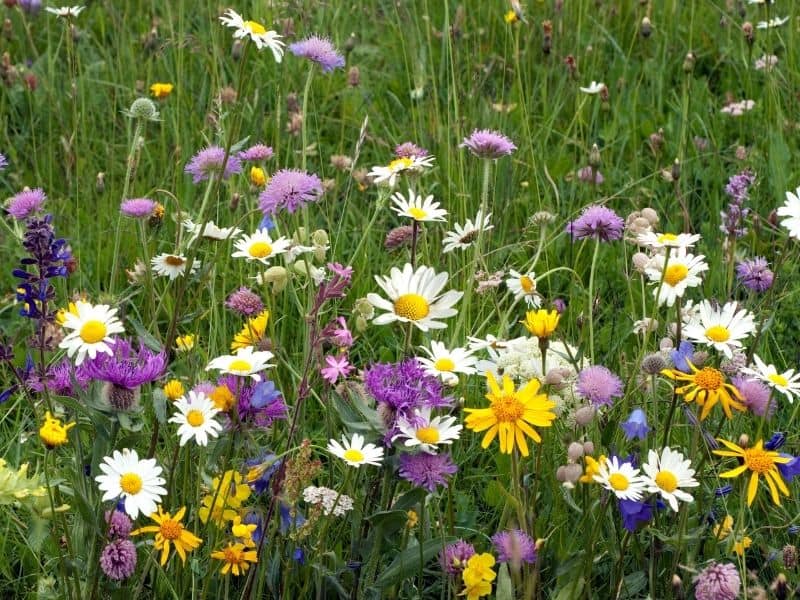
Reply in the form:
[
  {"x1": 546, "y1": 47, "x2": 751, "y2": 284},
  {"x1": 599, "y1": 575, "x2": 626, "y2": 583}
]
[
  {"x1": 392, "y1": 487, "x2": 427, "y2": 511},
  {"x1": 152, "y1": 389, "x2": 167, "y2": 424},
  {"x1": 495, "y1": 563, "x2": 514, "y2": 600},
  {"x1": 554, "y1": 577, "x2": 584, "y2": 600},
  {"x1": 372, "y1": 536, "x2": 456, "y2": 589},
  {"x1": 366, "y1": 510, "x2": 407, "y2": 537},
  {"x1": 26, "y1": 516, "x2": 49, "y2": 553},
  {"x1": 126, "y1": 316, "x2": 163, "y2": 352}
]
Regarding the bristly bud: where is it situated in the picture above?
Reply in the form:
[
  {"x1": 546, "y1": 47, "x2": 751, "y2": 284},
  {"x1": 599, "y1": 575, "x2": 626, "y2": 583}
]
[
  {"x1": 671, "y1": 575, "x2": 684, "y2": 600},
  {"x1": 530, "y1": 211, "x2": 556, "y2": 227},
  {"x1": 344, "y1": 33, "x2": 357, "y2": 53},
  {"x1": 574, "y1": 405, "x2": 596, "y2": 426},
  {"x1": 567, "y1": 442, "x2": 584, "y2": 462},
  {"x1": 742, "y1": 22, "x2": 754, "y2": 46},
  {"x1": 738, "y1": 433, "x2": 749, "y2": 448},
  {"x1": 347, "y1": 66, "x2": 360, "y2": 87},
  {"x1": 286, "y1": 92, "x2": 300, "y2": 115},
  {"x1": 229, "y1": 192, "x2": 240, "y2": 212},
  {"x1": 384, "y1": 225, "x2": 414, "y2": 250},
  {"x1": 671, "y1": 158, "x2": 681, "y2": 181},
  {"x1": 583, "y1": 441, "x2": 594, "y2": 454},
  {"x1": 95, "y1": 172, "x2": 105, "y2": 194},
  {"x1": 648, "y1": 129, "x2": 664, "y2": 155},
  {"x1": 641, "y1": 353, "x2": 667, "y2": 375},
  {"x1": 102, "y1": 383, "x2": 141, "y2": 412},
  {"x1": 219, "y1": 86, "x2": 237, "y2": 104},
  {"x1": 231, "y1": 39, "x2": 244, "y2": 61},
  {"x1": 632, "y1": 252, "x2": 650, "y2": 273},
  {"x1": 640, "y1": 17, "x2": 652, "y2": 38},
  {"x1": 541, "y1": 20, "x2": 552, "y2": 54},
  {"x1": 783, "y1": 545, "x2": 797, "y2": 568},
  {"x1": 330, "y1": 155, "x2": 353, "y2": 171},
  {"x1": 564, "y1": 55, "x2": 577, "y2": 78},
  {"x1": 682, "y1": 52, "x2": 695, "y2": 73},
  {"x1": 589, "y1": 144, "x2": 601, "y2": 168}
]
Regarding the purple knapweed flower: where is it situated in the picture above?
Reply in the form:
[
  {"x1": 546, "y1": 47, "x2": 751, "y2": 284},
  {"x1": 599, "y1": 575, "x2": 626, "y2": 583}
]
[
  {"x1": 6, "y1": 188, "x2": 46, "y2": 220},
  {"x1": 620, "y1": 408, "x2": 650, "y2": 441},
  {"x1": 119, "y1": 198, "x2": 156, "y2": 219},
  {"x1": 693, "y1": 562, "x2": 741, "y2": 600},
  {"x1": 491, "y1": 529, "x2": 537, "y2": 565},
  {"x1": 99, "y1": 539, "x2": 137, "y2": 581},
  {"x1": 735, "y1": 257, "x2": 774, "y2": 292},
  {"x1": 460, "y1": 129, "x2": 516, "y2": 159},
  {"x1": 238, "y1": 144, "x2": 274, "y2": 162},
  {"x1": 225, "y1": 287, "x2": 264, "y2": 316},
  {"x1": 184, "y1": 145, "x2": 242, "y2": 184},
  {"x1": 83, "y1": 339, "x2": 166, "y2": 410},
  {"x1": 398, "y1": 452, "x2": 457, "y2": 492},
  {"x1": 440, "y1": 539, "x2": 476, "y2": 575},
  {"x1": 565, "y1": 205, "x2": 624, "y2": 242},
  {"x1": 289, "y1": 36, "x2": 345, "y2": 73},
  {"x1": 731, "y1": 376, "x2": 775, "y2": 418},
  {"x1": 619, "y1": 499, "x2": 652, "y2": 532},
  {"x1": 395, "y1": 142, "x2": 429, "y2": 158},
  {"x1": 576, "y1": 365, "x2": 624, "y2": 407},
  {"x1": 258, "y1": 168, "x2": 323, "y2": 215}
]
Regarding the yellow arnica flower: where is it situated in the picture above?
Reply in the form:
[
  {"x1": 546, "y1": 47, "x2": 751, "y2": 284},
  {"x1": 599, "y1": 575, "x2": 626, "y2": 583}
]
[
  {"x1": 39, "y1": 411, "x2": 75, "y2": 449},
  {"x1": 199, "y1": 470, "x2": 251, "y2": 525},
  {"x1": 163, "y1": 379, "x2": 185, "y2": 401},
  {"x1": 579, "y1": 454, "x2": 607, "y2": 483},
  {"x1": 175, "y1": 334, "x2": 196, "y2": 353},
  {"x1": 231, "y1": 516, "x2": 257, "y2": 546},
  {"x1": 250, "y1": 166, "x2": 267, "y2": 187},
  {"x1": 521, "y1": 309, "x2": 560, "y2": 338},
  {"x1": 211, "y1": 542, "x2": 258, "y2": 576},
  {"x1": 131, "y1": 506, "x2": 202, "y2": 566},
  {"x1": 661, "y1": 361, "x2": 744, "y2": 420},
  {"x1": 231, "y1": 310, "x2": 270, "y2": 351},
  {"x1": 504, "y1": 10, "x2": 519, "y2": 24},
  {"x1": 462, "y1": 553, "x2": 496, "y2": 587},
  {"x1": 713, "y1": 439, "x2": 791, "y2": 506},
  {"x1": 150, "y1": 83, "x2": 174, "y2": 99},
  {"x1": 464, "y1": 373, "x2": 556, "y2": 457},
  {"x1": 460, "y1": 579, "x2": 492, "y2": 600}
]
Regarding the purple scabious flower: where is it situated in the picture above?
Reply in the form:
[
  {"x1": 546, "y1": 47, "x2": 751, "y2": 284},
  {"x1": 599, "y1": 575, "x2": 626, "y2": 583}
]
[
  {"x1": 83, "y1": 338, "x2": 166, "y2": 390},
  {"x1": 120, "y1": 198, "x2": 156, "y2": 218},
  {"x1": 735, "y1": 257, "x2": 774, "y2": 292},
  {"x1": 620, "y1": 408, "x2": 650, "y2": 441},
  {"x1": 6, "y1": 188, "x2": 46, "y2": 220},
  {"x1": 440, "y1": 539, "x2": 476, "y2": 575},
  {"x1": 258, "y1": 169, "x2": 323, "y2": 215},
  {"x1": 395, "y1": 142, "x2": 428, "y2": 158},
  {"x1": 99, "y1": 539, "x2": 137, "y2": 581},
  {"x1": 576, "y1": 365, "x2": 624, "y2": 407},
  {"x1": 238, "y1": 144, "x2": 274, "y2": 162},
  {"x1": 731, "y1": 376, "x2": 775, "y2": 417},
  {"x1": 398, "y1": 452, "x2": 457, "y2": 492},
  {"x1": 238, "y1": 380, "x2": 288, "y2": 428},
  {"x1": 491, "y1": 529, "x2": 537, "y2": 565},
  {"x1": 693, "y1": 562, "x2": 741, "y2": 600},
  {"x1": 105, "y1": 509, "x2": 133, "y2": 539},
  {"x1": 184, "y1": 146, "x2": 242, "y2": 184},
  {"x1": 460, "y1": 129, "x2": 516, "y2": 159},
  {"x1": 619, "y1": 499, "x2": 652, "y2": 532},
  {"x1": 289, "y1": 36, "x2": 345, "y2": 73},
  {"x1": 225, "y1": 287, "x2": 264, "y2": 316},
  {"x1": 565, "y1": 205, "x2": 624, "y2": 242},
  {"x1": 670, "y1": 341, "x2": 694, "y2": 373}
]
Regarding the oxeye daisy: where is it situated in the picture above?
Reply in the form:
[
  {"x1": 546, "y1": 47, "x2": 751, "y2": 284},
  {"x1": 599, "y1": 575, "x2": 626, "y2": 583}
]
[
  {"x1": 644, "y1": 249, "x2": 708, "y2": 307},
  {"x1": 151, "y1": 253, "x2": 199, "y2": 280},
  {"x1": 777, "y1": 186, "x2": 800, "y2": 240},
  {"x1": 95, "y1": 448, "x2": 167, "y2": 519},
  {"x1": 394, "y1": 408, "x2": 462, "y2": 454},
  {"x1": 506, "y1": 270, "x2": 541, "y2": 307},
  {"x1": 168, "y1": 392, "x2": 223, "y2": 447},
  {"x1": 390, "y1": 189, "x2": 448, "y2": 222},
  {"x1": 367, "y1": 263, "x2": 463, "y2": 331},
  {"x1": 416, "y1": 341, "x2": 477, "y2": 385},
  {"x1": 182, "y1": 219, "x2": 241, "y2": 244},
  {"x1": 636, "y1": 231, "x2": 701, "y2": 250},
  {"x1": 205, "y1": 347, "x2": 274, "y2": 381},
  {"x1": 59, "y1": 301, "x2": 125, "y2": 366},
  {"x1": 683, "y1": 301, "x2": 755, "y2": 358},
  {"x1": 219, "y1": 9, "x2": 284, "y2": 62},
  {"x1": 45, "y1": 5, "x2": 84, "y2": 18},
  {"x1": 741, "y1": 354, "x2": 800, "y2": 403},
  {"x1": 232, "y1": 229, "x2": 291, "y2": 264},
  {"x1": 130, "y1": 506, "x2": 202, "y2": 566},
  {"x1": 641, "y1": 447, "x2": 699, "y2": 511},
  {"x1": 368, "y1": 154, "x2": 435, "y2": 188},
  {"x1": 442, "y1": 210, "x2": 493, "y2": 253},
  {"x1": 464, "y1": 373, "x2": 556, "y2": 457},
  {"x1": 327, "y1": 433, "x2": 384, "y2": 468},
  {"x1": 661, "y1": 361, "x2": 745, "y2": 420},
  {"x1": 713, "y1": 438, "x2": 791, "y2": 505},
  {"x1": 593, "y1": 456, "x2": 648, "y2": 501}
]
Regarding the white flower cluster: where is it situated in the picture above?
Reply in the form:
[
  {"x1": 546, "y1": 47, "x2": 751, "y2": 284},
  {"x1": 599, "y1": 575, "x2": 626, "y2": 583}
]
[{"x1": 302, "y1": 486, "x2": 354, "y2": 517}]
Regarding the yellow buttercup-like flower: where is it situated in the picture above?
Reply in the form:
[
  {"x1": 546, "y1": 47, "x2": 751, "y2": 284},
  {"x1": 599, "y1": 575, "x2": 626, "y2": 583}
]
[
  {"x1": 521, "y1": 309, "x2": 560, "y2": 338},
  {"x1": 579, "y1": 454, "x2": 607, "y2": 484},
  {"x1": 131, "y1": 506, "x2": 202, "y2": 566},
  {"x1": 713, "y1": 438, "x2": 791, "y2": 505},
  {"x1": 211, "y1": 542, "x2": 258, "y2": 576},
  {"x1": 231, "y1": 310, "x2": 270, "y2": 351},
  {"x1": 149, "y1": 83, "x2": 174, "y2": 99},
  {"x1": 163, "y1": 379, "x2": 185, "y2": 402},
  {"x1": 175, "y1": 334, "x2": 196, "y2": 353},
  {"x1": 661, "y1": 361, "x2": 745, "y2": 420},
  {"x1": 250, "y1": 166, "x2": 267, "y2": 187},
  {"x1": 39, "y1": 411, "x2": 75, "y2": 449}
]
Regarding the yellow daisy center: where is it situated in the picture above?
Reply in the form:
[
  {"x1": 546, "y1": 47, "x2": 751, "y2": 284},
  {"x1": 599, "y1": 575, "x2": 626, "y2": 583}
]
[
  {"x1": 165, "y1": 255, "x2": 185, "y2": 267},
  {"x1": 664, "y1": 264, "x2": 689, "y2": 286},
  {"x1": 769, "y1": 373, "x2": 789, "y2": 387},
  {"x1": 249, "y1": 241, "x2": 273, "y2": 258},
  {"x1": 520, "y1": 276, "x2": 535, "y2": 293},
  {"x1": 388, "y1": 157, "x2": 413, "y2": 171},
  {"x1": 608, "y1": 473, "x2": 629, "y2": 491},
  {"x1": 657, "y1": 233, "x2": 678, "y2": 243},
  {"x1": 408, "y1": 207, "x2": 428, "y2": 220},
  {"x1": 416, "y1": 427, "x2": 440, "y2": 444},
  {"x1": 745, "y1": 448, "x2": 776, "y2": 474},
  {"x1": 186, "y1": 409, "x2": 205, "y2": 427},
  {"x1": 694, "y1": 367, "x2": 724, "y2": 391},
  {"x1": 228, "y1": 359, "x2": 252, "y2": 373},
  {"x1": 244, "y1": 20, "x2": 266, "y2": 35},
  {"x1": 343, "y1": 449, "x2": 365, "y2": 463},
  {"x1": 655, "y1": 470, "x2": 678, "y2": 493},
  {"x1": 120, "y1": 472, "x2": 143, "y2": 495},
  {"x1": 490, "y1": 394, "x2": 525, "y2": 423},
  {"x1": 433, "y1": 357, "x2": 456, "y2": 372},
  {"x1": 159, "y1": 519, "x2": 183, "y2": 540},
  {"x1": 705, "y1": 325, "x2": 730, "y2": 343},
  {"x1": 79, "y1": 320, "x2": 107, "y2": 344},
  {"x1": 393, "y1": 293, "x2": 430, "y2": 321}
]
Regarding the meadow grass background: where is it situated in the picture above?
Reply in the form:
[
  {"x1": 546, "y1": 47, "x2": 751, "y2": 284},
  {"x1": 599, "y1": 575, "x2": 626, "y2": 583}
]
[{"x1": 1, "y1": 0, "x2": 800, "y2": 598}]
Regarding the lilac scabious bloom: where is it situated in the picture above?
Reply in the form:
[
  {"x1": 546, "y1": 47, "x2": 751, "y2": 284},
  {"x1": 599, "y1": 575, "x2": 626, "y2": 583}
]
[
  {"x1": 395, "y1": 142, "x2": 428, "y2": 158},
  {"x1": 720, "y1": 170, "x2": 755, "y2": 238},
  {"x1": 99, "y1": 539, "x2": 137, "y2": 581},
  {"x1": 258, "y1": 168, "x2": 323, "y2": 215},
  {"x1": 225, "y1": 287, "x2": 264, "y2": 316},
  {"x1": 238, "y1": 143, "x2": 274, "y2": 162},
  {"x1": 184, "y1": 145, "x2": 242, "y2": 184},
  {"x1": 119, "y1": 198, "x2": 156, "y2": 218},
  {"x1": 620, "y1": 408, "x2": 650, "y2": 441},
  {"x1": 619, "y1": 499, "x2": 652, "y2": 532},
  {"x1": 693, "y1": 562, "x2": 741, "y2": 600},
  {"x1": 6, "y1": 188, "x2": 46, "y2": 220},
  {"x1": 398, "y1": 452, "x2": 457, "y2": 492},
  {"x1": 440, "y1": 539, "x2": 476, "y2": 575},
  {"x1": 731, "y1": 376, "x2": 775, "y2": 417},
  {"x1": 105, "y1": 509, "x2": 133, "y2": 539},
  {"x1": 565, "y1": 205, "x2": 624, "y2": 242},
  {"x1": 491, "y1": 529, "x2": 537, "y2": 565},
  {"x1": 289, "y1": 36, "x2": 345, "y2": 73},
  {"x1": 576, "y1": 365, "x2": 624, "y2": 407},
  {"x1": 735, "y1": 257, "x2": 774, "y2": 292},
  {"x1": 460, "y1": 129, "x2": 516, "y2": 159},
  {"x1": 671, "y1": 341, "x2": 695, "y2": 373}
]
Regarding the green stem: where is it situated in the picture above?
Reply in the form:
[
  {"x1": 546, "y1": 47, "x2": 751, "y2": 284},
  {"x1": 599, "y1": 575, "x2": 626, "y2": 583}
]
[{"x1": 587, "y1": 238, "x2": 601, "y2": 364}]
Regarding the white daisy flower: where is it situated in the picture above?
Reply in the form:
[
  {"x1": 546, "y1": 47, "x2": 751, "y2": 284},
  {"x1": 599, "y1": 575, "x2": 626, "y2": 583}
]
[
  {"x1": 390, "y1": 189, "x2": 447, "y2": 222},
  {"x1": 219, "y1": 9, "x2": 285, "y2": 62},
  {"x1": 182, "y1": 219, "x2": 242, "y2": 244},
  {"x1": 169, "y1": 391, "x2": 223, "y2": 447},
  {"x1": 95, "y1": 448, "x2": 166, "y2": 519},
  {"x1": 505, "y1": 270, "x2": 542, "y2": 307},
  {"x1": 368, "y1": 155, "x2": 435, "y2": 188},
  {"x1": 593, "y1": 456, "x2": 649, "y2": 501},
  {"x1": 205, "y1": 346, "x2": 274, "y2": 381},
  {"x1": 59, "y1": 301, "x2": 125, "y2": 366},
  {"x1": 644, "y1": 249, "x2": 708, "y2": 307},
  {"x1": 367, "y1": 263, "x2": 463, "y2": 331},
  {"x1": 394, "y1": 408, "x2": 462, "y2": 454},
  {"x1": 232, "y1": 229, "x2": 291, "y2": 264},
  {"x1": 683, "y1": 300, "x2": 755, "y2": 359},
  {"x1": 777, "y1": 186, "x2": 800, "y2": 240},
  {"x1": 636, "y1": 231, "x2": 701, "y2": 250},
  {"x1": 742, "y1": 354, "x2": 800, "y2": 403},
  {"x1": 757, "y1": 16, "x2": 789, "y2": 29},
  {"x1": 151, "y1": 253, "x2": 199, "y2": 280},
  {"x1": 45, "y1": 5, "x2": 85, "y2": 18},
  {"x1": 642, "y1": 447, "x2": 698, "y2": 512},
  {"x1": 442, "y1": 210, "x2": 493, "y2": 253},
  {"x1": 579, "y1": 81, "x2": 606, "y2": 94},
  {"x1": 327, "y1": 433, "x2": 384, "y2": 468},
  {"x1": 417, "y1": 341, "x2": 477, "y2": 385}
]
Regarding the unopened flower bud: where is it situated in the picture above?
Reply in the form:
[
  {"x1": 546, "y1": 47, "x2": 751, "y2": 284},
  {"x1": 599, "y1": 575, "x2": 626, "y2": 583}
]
[
  {"x1": 347, "y1": 66, "x2": 360, "y2": 87},
  {"x1": 96, "y1": 172, "x2": 105, "y2": 194},
  {"x1": 642, "y1": 353, "x2": 667, "y2": 375},
  {"x1": 128, "y1": 97, "x2": 159, "y2": 121},
  {"x1": 567, "y1": 442, "x2": 584, "y2": 462},
  {"x1": 231, "y1": 39, "x2": 244, "y2": 60},
  {"x1": 738, "y1": 433, "x2": 749, "y2": 448},
  {"x1": 355, "y1": 314, "x2": 368, "y2": 332},
  {"x1": 632, "y1": 252, "x2": 650, "y2": 273},
  {"x1": 659, "y1": 337, "x2": 674, "y2": 352},
  {"x1": 671, "y1": 575, "x2": 684, "y2": 600},
  {"x1": 261, "y1": 266, "x2": 288, "y2": 294},
  {"x1": 742, "y1": 22, "x2": 754, "y2": 45},
  {"x1": 783, "y1": 545, "x2": 797, "y2": 568},
  {"x1": 640, "y1": 17, "x2": 652, "y2": 38},
  {"x1": 583, "y1": 441, "x2": 595, "y2": 455},
  {"x1": 354, "y1": 297, "x2": 374, "y2": 319},
  {"x1": 311, "y1": 229, "x2": 329, "y2": 247},
  {"x1": 563, "y1": 463, "x2": 582, "y2": 483},
  {"x1": 640, "y1": 207, "x2": 659, "y2": 225},
  {"x1": 671, "y1": 158, "x2": 681, "y2": 181},
  {"x1": 771, "y1": 573, "x2": 788, "y2": 600},
  {"x1": 556, "y1": 465, "x2": 567, "y2": 482},
  {"x1": 682, "y1": 52, "x2": 695, "y2": 73},
  {"x1": 589, "y1": 144, "x2": 601, "y2": 168},
  {"x1": 574, "y1": 406, "x2": 596, "y2": 427}
]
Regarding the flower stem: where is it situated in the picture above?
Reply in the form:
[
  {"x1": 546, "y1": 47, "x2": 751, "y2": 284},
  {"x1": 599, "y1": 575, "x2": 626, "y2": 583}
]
[{"x1": 587, "y1": 237, "x2": 601, "y2": 364}]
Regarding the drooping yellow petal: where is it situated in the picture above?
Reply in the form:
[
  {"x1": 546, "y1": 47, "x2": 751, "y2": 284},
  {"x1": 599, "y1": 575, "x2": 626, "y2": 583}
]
[
  {"x1": 719, "y1": 464, "x2": 749, "y2": 478},
  {"x1": 746, "y1": 472, "x2": 759, "y2": 506}
]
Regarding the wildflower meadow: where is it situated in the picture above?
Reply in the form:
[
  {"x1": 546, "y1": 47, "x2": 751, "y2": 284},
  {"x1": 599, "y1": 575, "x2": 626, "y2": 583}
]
[{"x1": 2, "y1": 1, "x2": 800, "y2": 598}]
